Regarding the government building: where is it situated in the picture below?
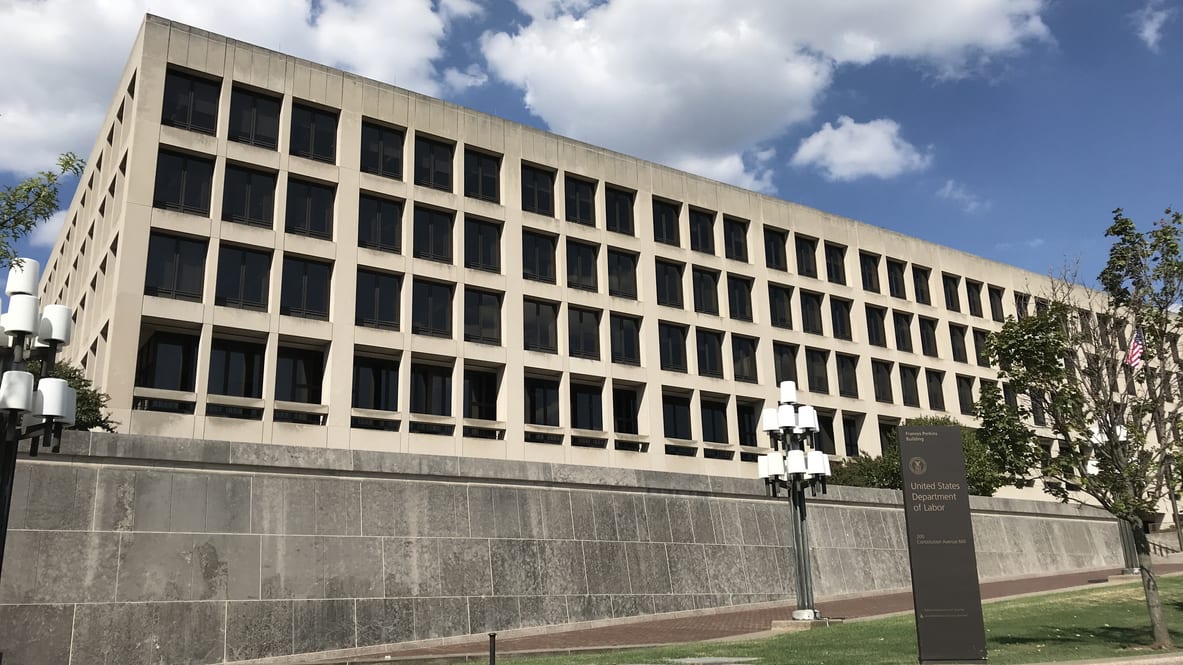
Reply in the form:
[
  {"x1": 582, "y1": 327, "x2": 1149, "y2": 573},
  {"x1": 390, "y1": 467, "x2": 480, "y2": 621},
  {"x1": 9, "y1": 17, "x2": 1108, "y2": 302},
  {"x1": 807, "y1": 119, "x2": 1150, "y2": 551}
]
[{"x1": 40, "y1": 15, "x2": 1056, "y2": 489}]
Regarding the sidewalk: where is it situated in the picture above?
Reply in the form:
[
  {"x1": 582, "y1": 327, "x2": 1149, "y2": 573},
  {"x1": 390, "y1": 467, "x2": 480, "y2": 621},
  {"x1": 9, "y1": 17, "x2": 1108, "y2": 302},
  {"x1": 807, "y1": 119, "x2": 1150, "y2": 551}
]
[{"x1": 291, "y1": 564, "x2": 1183, "y2": 665}]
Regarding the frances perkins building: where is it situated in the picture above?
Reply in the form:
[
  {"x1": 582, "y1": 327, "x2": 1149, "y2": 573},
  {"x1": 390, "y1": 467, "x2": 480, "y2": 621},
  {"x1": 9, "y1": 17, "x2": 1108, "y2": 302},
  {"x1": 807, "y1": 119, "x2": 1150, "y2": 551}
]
[{"x1": 42, "y1": 15, "x2": 1059, "y2": 496}]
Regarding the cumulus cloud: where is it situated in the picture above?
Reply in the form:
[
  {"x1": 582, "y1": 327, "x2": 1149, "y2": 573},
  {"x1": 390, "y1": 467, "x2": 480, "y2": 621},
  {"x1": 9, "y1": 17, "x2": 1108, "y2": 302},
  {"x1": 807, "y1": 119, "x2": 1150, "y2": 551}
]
[
  {"x1": 790, "y1": 116, "x2": 931, "y2": 181},
  {"x1": 483, "y1": 0, "x2": 1049, "y2": 188},
  {"x1": 443, "y1": 64, "x2": 490, "y2": 92},
  {"x1": 936, "y1": 179, "x2": 990, "y2": 214},
  {"x1": 29, "y1": 210, "x2": 67, "y2": 249},
  {"x1": 1132, "y1": 0, "x2": 1175, "y2": 51},
  {"x1": 0, "y1": 0, "x2": 480, "y2": 175}
]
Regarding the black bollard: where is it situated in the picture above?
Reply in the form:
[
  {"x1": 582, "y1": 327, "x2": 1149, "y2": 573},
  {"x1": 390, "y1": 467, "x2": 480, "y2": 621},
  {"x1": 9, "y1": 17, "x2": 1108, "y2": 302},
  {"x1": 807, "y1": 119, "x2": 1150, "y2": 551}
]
[{"x1": 488, "y1": 632, "x2": 496, "y2": 665}]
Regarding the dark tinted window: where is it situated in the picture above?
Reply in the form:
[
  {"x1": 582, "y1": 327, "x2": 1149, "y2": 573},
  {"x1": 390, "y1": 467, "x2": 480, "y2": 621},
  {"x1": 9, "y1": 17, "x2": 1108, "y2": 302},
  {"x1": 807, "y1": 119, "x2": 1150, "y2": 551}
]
[
  {"x1": 732, "y1": 335, "x2": 758, "y2": 383},
  {"x1": 724, "y1": 217, "x2": 748, "y2": 262},
  {"x1": 285, "y1": 178, "x2": 334, "y2": 239},
  {"x1": 974, "y1": 329, "x2": 991, "y2": 367},
  {"x1": 702, "y1": 399, "x2": 728, "y2": 443},
  {"x1": 522, "y1": 231, "x2": 556, "y2": 283},
  {"x1": 135, "y1": 331, "x2": 198, "y2": 391},
  {"x1": 805, "y1": 348, "x2": 829, "y2": 394},
  {"x1": 727, "y1": 275, "x2": 753, "y2": 322},
  {"x1": 464, "y1": 288, "x2": 501, "y2": 344},
  {"x1": 290, "y1": 103, "x2": 337, "y2": 163},
  {"x1": 866, "y1": 305, "x2": 887, "y2": 346},
  {"x1": 656, "y1": 260, "x2": 683, "y2": 308},
  {"x1": 967, "y1": 280, "x2": 983, "y2": 317},
  {"x1": 571, "y1": 383, "x2": 603, "y2": 431},
  {"x1": 693, "y1": 268, "x2": 719, "y2": 315},
  {"x1": 153, "y1": 150, "x2": 213, "y2": 215},
  {"x1": 860, "y1": 252, "x2": 880, "y2": 292},
  {"x1": 764, "y1": 228, "x2": 788, "y2": 271},
  {"x1": 358, "y1": 194, "x2": 402, "y2": 253},
  {"x1": 522, "y1": 165, "x2": 555, "y2": 215},
  {"x1": 607, "y1": 249, "x2": 637, "y2": 299},
  {"x1": 569, "y1": 307, "x2": 600, "y2": 359},
  {"x1": 796, "y1": 236, "x2": 818, "y2": 278},
  {"x1": 901, "y1": 365, "x2": 921, "y2": 407},
  {"x1": 276, "y1": 347, "x2": 325, "y2": 403},
  {"x1": 209, "y1": 338, "x2": 264, "y2": 398},
  {"x1": 913, "y1": 266, "x2": 931, "y2": 305},
  {"x1": 872, "y1": 360, "x2": 893, "y2": 403},
  {"x1": 413, "y1": 206, "x2": 453, "y2": 262},
  {"x1": 525, "y1": 377, "x2": 560, "y2": 426},
  {"x1": 464, "y1": 368, "x2": 499, "y2": 420},
  {"x1": 356, "y1": 269, "x2": 401, "y2": 329},
  {"x1": 662, "y1": 394, "x2": 692, "y2": 440},
  {"x1": 689, "y1": 209, "x2": 714, "y2": 254},
  {"x1": 943, "y1": 273, "x2": 961, "y2": 312},
  {"x1": 361, "y1": 121, "x2": 404, "y2": 179},
  {"x1": 653, "y1": 199, "x2": 680, "y2": 246},
  {"x1": 895, "y1": 312, "x2": 914, "y2": 352},
  {"x1": 697, "y1": 329, "x2": 724, "y2": 378},
  {"x1": 825, "y1": 243, "x2": 846, "y2": 284},
  {"x1": 605, "y1": 186, "x2": 634, "y2": 235},
  {"x1": 737, "y1": 402, "x2": 759, "y2": 446},
  {"x1": 161, "y1": 69, "x2": 219, "y2": 134},
  {"x1": 464, "y1": 217, "x2": 501, "y2": 272},
  {"x1": 222, "y1": 165, "x2": 275, "y2": 227},
  {"x1": 613, "y1": 385, "x2": 641, "y2": 434},
  {"x1": 837, "y1": 354, "x2": 858, "y2": 397},
  {"x1": 411, "y1": 279, "x2": 453, "y2": 337},
  {"x1": 926, "y1": 370, "x2": 945, "y2": 410},
  {"x1": 774, "y1": 343, "x2": 798, "y2": 384},
  {"x1": 950, "y1": 323, "x2": 968, "y2": 362},
  {"x1": 523, "y1": 299, "x2": 559, "y2": 352},
  {"x1": 415, "y1": 136, "x2": 453, "y2": 191},
  {"x1": 610, "y1": 314, "x2": 641, "y2": 365},
  {"x1": 957, "y1": 375, "x2": 975, "y2": 415},
  {"x1": 770, "y1": 284, "x2": 793, "y2": 329},
  {"x1": 229, "y1": 87, "x2": 280, "y2": 149},
  {"x1": 353, "y1": 356, "x2": 399, "y2": 411},
  {"x1": 566, "y1": 176, "x2": 595, "y2": 226},
  {"x1": 464, "y1": 149, "x2": 500, "y2": 202},
  {"x1": 919, "y1": 317, "x2": 938, "y2": 356},
  {"x1": 279, "y1": 257, "x2": 331, "y2": 319},
  {"x1": 801, "y1": 291, "x2": 823, "y2": 334},
  {"x1": 567, "y1": 240, "x2": 598, "y2": 292},
  {"x1": 989, "y1": 286, "x2": 1006, "y2": 321},
  {"x1": 215, "y1": 245, "x2": 270, "y2": 310},
  {"x1": 887, "y1": 259, "x2": 907, "y2": 298},
  {"x1": 831, "y1": 298, "x2": 852, "y2": 340},
  {"x1": 144, "y1": 233, "x2": 205, "y2": 301},
  {"x1": 659, "y1": 323, "x2": 687, "y2": 372},
  {"x1": 411, "y1": 363, "x2": 451, "y2": 416}
]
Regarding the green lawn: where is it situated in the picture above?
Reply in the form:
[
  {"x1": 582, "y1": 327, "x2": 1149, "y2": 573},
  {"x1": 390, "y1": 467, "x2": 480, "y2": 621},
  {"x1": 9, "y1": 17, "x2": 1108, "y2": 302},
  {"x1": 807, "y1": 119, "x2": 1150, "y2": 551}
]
[{"x1": 503, "y1": 576, "x2": 1183, "y2": 665}]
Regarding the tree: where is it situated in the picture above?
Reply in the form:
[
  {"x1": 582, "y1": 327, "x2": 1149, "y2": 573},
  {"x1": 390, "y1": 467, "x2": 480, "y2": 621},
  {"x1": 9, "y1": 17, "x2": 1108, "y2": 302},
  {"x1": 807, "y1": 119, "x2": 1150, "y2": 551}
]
[
  {"x1": 976, "y1": 208, "x2": 1182, "y2": 649},
  {"x1": 0, "y1": 153, "x2": 83, "y2": 266},
  {"x1": 829, "y1": 415, "x2": 1006, "y2": 496},
  {"x1": 25, "y1": 360, "x2": 116, "y2": 432}
]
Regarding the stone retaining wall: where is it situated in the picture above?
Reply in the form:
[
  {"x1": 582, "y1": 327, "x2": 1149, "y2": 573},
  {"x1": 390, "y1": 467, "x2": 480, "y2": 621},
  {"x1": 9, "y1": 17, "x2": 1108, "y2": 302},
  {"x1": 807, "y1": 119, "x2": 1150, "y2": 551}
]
[{"x1": 0, "y1": 432, "x2": 1122, "y2": 664}]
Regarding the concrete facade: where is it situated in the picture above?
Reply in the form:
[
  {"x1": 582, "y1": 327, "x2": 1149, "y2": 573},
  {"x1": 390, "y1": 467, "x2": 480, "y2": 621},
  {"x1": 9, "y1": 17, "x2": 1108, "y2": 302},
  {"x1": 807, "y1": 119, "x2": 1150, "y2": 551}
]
[
  {"x1": 0, "y1": 431, "x2": 1123, "y2": 664},
  {"x1": 39, "y1": 15, "x2": 1070, "y2": 493}
]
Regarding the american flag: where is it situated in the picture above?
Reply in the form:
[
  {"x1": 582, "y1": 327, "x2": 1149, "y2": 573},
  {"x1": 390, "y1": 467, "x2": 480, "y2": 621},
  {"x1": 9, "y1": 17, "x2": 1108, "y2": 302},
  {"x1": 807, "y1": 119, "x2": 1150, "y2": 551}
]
[{"x1": 1125, "y1": 329, "x2": 1145, "y2": 370}]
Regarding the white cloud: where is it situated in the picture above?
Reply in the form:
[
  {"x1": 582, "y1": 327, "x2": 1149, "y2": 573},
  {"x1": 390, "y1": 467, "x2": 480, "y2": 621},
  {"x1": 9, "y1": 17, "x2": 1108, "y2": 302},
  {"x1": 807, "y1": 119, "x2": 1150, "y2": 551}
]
[
  {"x1": 936, "y1": 179, "x2": 990, "y2": 214},
  {"x1": 790, "y1": 116, "x2": 931, "y2": 181},
  {"x1": 29, "y1": 210, "x2": 67, "y2": 249},
  {"x1": 1132, "y1": 0, "x2": 1175, "y2": 51},
  {"x1": 0, "y1": 0, "x2": 479, "y2": 175},
  {"x1": 483, "y1": 0, "x2": 1049, "y2": 188},
  {"x1": 443, "y1": 64, "x2": 490, "y2": 92}
]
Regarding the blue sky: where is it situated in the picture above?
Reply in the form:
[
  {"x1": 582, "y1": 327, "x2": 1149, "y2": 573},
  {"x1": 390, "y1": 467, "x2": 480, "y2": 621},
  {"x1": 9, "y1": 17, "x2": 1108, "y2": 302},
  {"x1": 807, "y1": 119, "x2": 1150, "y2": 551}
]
[{"x1": 1, "y1": 0, "x2": 1179, "y2": 284}]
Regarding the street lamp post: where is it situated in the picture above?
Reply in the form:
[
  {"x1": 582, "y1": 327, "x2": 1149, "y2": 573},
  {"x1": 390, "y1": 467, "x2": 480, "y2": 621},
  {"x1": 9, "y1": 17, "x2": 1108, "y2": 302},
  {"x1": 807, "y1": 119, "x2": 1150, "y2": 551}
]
[
  {"x1": 756, "y1": 379, "x2": 831, "y2": 621},
  {"x1": 0, "y1": 258, "x2": 78, "y2": 584}
]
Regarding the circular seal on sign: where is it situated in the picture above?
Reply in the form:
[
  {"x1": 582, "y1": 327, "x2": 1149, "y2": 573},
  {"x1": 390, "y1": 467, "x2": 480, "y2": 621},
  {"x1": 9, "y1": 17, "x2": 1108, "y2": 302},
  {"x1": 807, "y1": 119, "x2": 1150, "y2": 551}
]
[{"x1": 908, "y1": 456, "x2": 927, "y2": 476}]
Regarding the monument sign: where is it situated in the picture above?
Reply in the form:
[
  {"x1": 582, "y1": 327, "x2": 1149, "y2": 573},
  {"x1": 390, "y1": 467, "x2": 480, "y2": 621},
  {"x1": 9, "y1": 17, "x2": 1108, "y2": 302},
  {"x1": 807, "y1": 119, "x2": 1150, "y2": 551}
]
[{"x1": 899, "y1": 426, "x2": 987, "y2": 663}]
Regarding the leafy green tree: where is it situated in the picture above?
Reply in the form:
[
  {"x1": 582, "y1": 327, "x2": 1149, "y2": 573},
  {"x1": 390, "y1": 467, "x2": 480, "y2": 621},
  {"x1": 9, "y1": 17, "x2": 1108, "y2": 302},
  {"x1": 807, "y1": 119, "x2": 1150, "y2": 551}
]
[
  {"x1": 25, "y1": 360, "x2": 116, "y2": 432},
  {"x1": 976, "y1": 208, "x2": 1182, "y2": 649},
  {"x1": 0, "y1": 153, "x2": 83, "y2": 266},
  {"x1": 829, "y1": 415, "x2": 1005, "y2": 496}
]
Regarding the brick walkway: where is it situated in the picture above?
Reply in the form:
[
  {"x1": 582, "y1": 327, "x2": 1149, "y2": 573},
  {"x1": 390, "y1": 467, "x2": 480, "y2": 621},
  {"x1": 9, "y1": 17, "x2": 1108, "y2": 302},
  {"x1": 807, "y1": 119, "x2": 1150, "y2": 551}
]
[{"x1": 310, "y1": 565, "x2": 1183, "y2": 664}]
